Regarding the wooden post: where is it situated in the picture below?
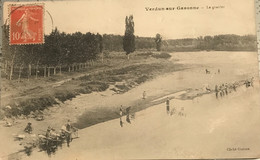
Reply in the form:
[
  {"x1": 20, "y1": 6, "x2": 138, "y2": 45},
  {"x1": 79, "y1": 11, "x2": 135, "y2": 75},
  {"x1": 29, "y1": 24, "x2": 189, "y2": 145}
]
[
  {"x1": 9, "y1": 54, "x2": 16, "y2": 80},
  {"x1": 54, "y1": 67, "x2": 56, "y2": 75},
  {"x1": 28, "y1": 64, "x2": 31, "y2": 81},
  {"x1": 102, "y1": 52, "x2": 104, "y2": 63},
  {"x1": 29, "y1": 64, "x2": 32, "y2": 76},
  {"x1": 4, "y1": 60, "x2": 7, "y2": 74},
  {"x1": 48, "y1": 67, "x2": 50, "y2": 77},
  {"x1": 35, "y1": 61, "x2": 39, "y2": 79},
  {"x1": 35, "y1": 67, "x2": 38, "y2": 79},
  {"x1": 9, "y1": 63, "x2": 13, "y2": 80},
  {"x1": 18, "y1": 65, "x2": 23, "y2": 82},
  {"x1": 44, "y1": 66, "x2": 46, "y2": 77}
]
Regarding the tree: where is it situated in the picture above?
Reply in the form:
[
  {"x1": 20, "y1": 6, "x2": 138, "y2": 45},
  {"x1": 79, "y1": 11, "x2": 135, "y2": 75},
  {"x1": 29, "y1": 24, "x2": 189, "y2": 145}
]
[
  {"x1": 123, "y1": 15, "x2": 135, "y2": 59},
  {"x1": 155, "y1": 33, "x2": 162, "y2": 51},
  {"x1": 97, "y1": 33, "x2": 104, "y2": 62}
]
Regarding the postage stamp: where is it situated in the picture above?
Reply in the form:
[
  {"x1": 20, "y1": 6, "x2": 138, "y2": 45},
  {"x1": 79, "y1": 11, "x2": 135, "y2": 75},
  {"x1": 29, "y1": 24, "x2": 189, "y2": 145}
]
[{"x1": 9, "y1": 4, "x2": 44, "y2": 45}]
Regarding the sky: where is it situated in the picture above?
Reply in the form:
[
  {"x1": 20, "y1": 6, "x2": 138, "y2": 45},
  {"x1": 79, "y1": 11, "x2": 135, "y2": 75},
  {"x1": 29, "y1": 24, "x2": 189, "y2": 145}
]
[{"x1": 3, "y1": 0, "x2": 257, "y2": 39}]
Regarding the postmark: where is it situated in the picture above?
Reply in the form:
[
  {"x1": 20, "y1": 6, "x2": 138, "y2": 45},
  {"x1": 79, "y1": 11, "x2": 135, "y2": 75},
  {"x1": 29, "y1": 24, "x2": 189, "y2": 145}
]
[{"x1": 9, "y1": 4, "x2": 44, "y2": 45}]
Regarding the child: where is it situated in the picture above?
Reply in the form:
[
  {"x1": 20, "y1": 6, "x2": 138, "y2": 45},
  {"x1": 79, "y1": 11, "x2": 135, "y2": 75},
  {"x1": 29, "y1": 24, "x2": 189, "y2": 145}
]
[{"x1": 24, "y1": 122, "x2": 33, "y2": 134}]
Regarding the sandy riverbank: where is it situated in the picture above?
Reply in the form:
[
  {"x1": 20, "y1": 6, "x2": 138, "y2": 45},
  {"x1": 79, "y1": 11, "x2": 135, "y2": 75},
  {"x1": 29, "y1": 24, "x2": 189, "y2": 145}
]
[{"x1": 21, "y1": 84, "x2": 260, "y2": 160}]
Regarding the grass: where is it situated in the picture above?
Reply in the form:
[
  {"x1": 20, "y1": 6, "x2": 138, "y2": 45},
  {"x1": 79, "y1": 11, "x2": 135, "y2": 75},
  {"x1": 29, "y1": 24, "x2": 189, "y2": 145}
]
[
  {"x1": 1, "y1": 50, "x2": 184, "y2": 118},
  {"x1": 4, "y1": 96, "x2": 58, "y2": 117}
]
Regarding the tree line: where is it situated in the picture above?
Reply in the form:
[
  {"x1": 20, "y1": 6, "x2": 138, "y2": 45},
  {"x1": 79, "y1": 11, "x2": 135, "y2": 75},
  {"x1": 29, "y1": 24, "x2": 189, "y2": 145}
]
[
  {"x1": 1, "y1": 23, "x2": 155, "y2": 80},
  {"x1": 2, "y1": 26, "x2": 105, "y2": 80},
  {"x1": 1, "y1": 20, "x2": 257, "y2": 80},
  {"x1": 164, "y1": 34, "x2": 257, "y2": 51}
]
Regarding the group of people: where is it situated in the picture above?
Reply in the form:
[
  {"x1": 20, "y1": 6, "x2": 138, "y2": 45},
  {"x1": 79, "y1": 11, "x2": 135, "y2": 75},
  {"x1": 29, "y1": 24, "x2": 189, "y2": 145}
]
[
  {"x1": 46, "y1": 120, "x2": 78, "y2": 147},
  {"x1": 165, "y1": 98, "x2": 185, "y2": 117},
  {"x1": 215, "y1": 83, "x2": 233, "y2": 98},
  {"x1": 118, "y1": 97, "x2": 172, "y2": 127},
  {"x1": 24, "y1": 120, "x2": 78, "y2": 147},
  {"x1": 119, "y1": 105, "x2": 134, "y2": 127},
  {"x1": 245, "y1": 77, "x2": 254, "y2": 88},
  {"x1": 214, "y1": 77, "x2": 254, "y2": 99}
]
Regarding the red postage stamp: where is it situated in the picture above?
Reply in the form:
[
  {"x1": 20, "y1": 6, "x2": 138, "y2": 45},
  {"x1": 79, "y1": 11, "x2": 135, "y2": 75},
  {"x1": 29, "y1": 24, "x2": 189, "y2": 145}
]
[{"x1": 9, "y1": 4, "x2": 44, "y2": 45}]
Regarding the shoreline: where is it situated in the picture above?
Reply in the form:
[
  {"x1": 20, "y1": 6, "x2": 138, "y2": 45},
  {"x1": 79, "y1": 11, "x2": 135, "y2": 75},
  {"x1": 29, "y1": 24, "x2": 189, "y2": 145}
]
[{"x1": 3, "y1": 81, "x2": 258, "y2": 160}]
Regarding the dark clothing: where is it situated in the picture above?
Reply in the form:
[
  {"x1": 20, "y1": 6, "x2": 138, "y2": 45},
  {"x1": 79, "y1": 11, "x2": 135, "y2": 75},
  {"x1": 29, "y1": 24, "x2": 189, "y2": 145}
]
[
  {"x1": 66, "y1": 133, "x2": 71, "y2": 147},
  {"x1": 120, "y1": 119, "x2": 123, "y2": 127},
  {"x1": 220, "y1": 91, "x2": 223, "y2": 97},
  {"x1": 215, "y1": 85, "x2": 219, "y2": 98},
  {"x1": 65, "y1": 124, "x2": 73, "y2": 147},
  {"x1": 166, "y1": 99, "x2": 170, "y2": 106},
  {"x1": 46, "y1": 131, "x2": 51, "y2": 138},
  {"x1": 167, "y1": 105, "x2": 170, "y2": 112},
  {"x1": 166, "y1": 99, "x2": 170, "y2": 114},
  {"x1": 233, "y1": 84, "x2": 237, "y2": 91},
  {"x1": 24, "y1": 125, "x2": 33, "y2": 133},
  {"x1": 66, "y1": 124, "x2": 72, "y2": 132},
  {"x1": 225, "y1": 85, "x2": 228, "y2": 95},
  {"x1": 126, "y1": 107, "x2": 131, "y2": 115},
  {"x1": 126, "y1": 114, "x2": 131, "y2": 124}
]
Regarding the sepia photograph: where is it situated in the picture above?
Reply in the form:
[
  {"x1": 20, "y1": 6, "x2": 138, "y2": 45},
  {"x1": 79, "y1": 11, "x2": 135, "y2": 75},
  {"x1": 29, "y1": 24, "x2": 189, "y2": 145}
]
[{"x1": 1, "y1": 0, "x2": 260, "y2": 159}]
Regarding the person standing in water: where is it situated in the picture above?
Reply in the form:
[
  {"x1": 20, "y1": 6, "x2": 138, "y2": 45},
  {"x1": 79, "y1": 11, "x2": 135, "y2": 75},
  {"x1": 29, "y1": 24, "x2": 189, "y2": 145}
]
[
  {"x1": 119, "y1": 105, "x2": 123, "y2": 117},
  {"x1": 143, "y1": 91, "x2": 146, "y2": 99},
  {"x1": 126, "y1": 106, "x2": 131, "y2": 124},
  {"x1": 166, "y1": 98, "x2": 170, "y2": 114},
  {"x1": 215, "y1": 85, "x2": 219, "y2": 99}
]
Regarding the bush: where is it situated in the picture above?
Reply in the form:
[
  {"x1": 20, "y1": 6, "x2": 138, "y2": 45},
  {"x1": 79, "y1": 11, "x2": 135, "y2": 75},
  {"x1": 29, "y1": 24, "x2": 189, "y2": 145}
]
[
  {"x1": 55, "y1": 91, "x2": 79, "y2": 102},
  {"x1": 107, "y1": 76, "x2": 123, "y2": 82},
  {"x1": 135, "y1": 75, "x2": 150, "y2": 84},
  {"x1": 115, "y1": 84, "x2": 130, "y2": 92},
  {"x1": 79, "y1": 81, "x2": 109, "y2": 92},
  {"x1": 5, "y1": 96, "x2": 58, "y2": 117}
]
